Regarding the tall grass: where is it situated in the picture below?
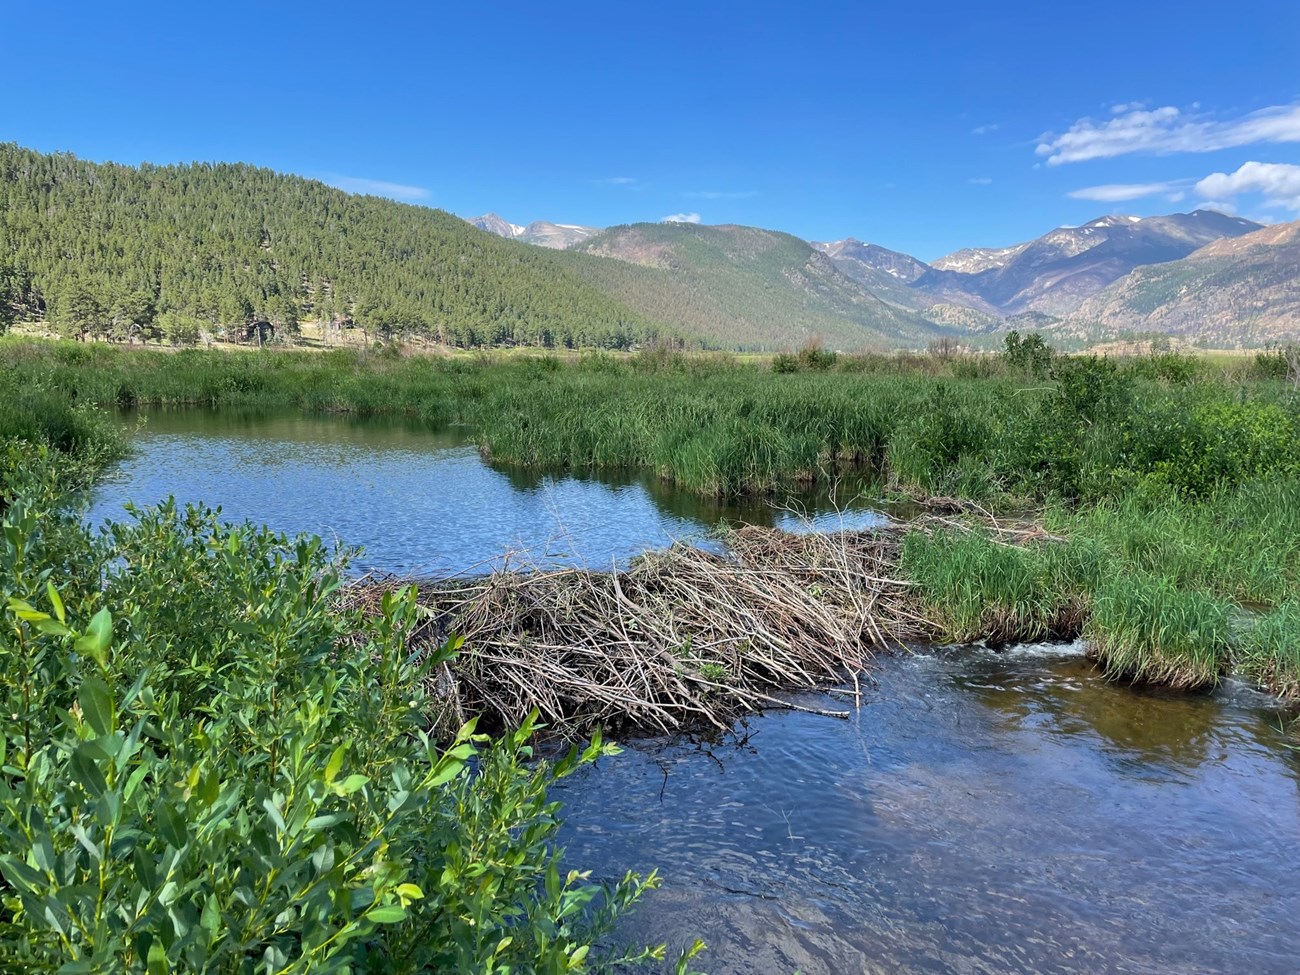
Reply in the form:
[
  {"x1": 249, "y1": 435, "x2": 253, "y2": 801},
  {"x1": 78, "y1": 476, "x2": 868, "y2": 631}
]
[
  {"x1": 1238, "y1": 603, "x2": 1300, "y2": 699},
  {"x1": 900, "y1": 529, "x2": 1096, "y2": 644},
  {"x1": 5, "y1": 337, "x2": 1298, "y2": 503},
  {"x1": 904, "y1": 479, "x2": 1300, "y2": 692},
  {"x1": 1088, "y1": 572, "x2": 1231, "y2": 689}
]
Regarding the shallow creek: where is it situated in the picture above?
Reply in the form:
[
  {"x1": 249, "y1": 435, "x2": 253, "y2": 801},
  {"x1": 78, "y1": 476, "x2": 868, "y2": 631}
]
[{"x1": 555, "y1": 644, "x2": 1300, "y2": 974}]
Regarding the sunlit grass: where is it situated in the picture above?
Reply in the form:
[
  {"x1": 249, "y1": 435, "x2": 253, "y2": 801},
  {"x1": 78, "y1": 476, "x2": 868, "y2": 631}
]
[
  {"x1": 1088, "y1": 571, "x2": 1231, "y2": 689},
  {"x1": 1238, "y1": 602, "x2": 1300, "y2": 700}
]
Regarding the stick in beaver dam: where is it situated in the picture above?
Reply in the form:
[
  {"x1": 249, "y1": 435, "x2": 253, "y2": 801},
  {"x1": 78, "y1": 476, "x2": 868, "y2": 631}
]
[{"x1": 344, "y1": 523, "x2": 941, "y2": 738}]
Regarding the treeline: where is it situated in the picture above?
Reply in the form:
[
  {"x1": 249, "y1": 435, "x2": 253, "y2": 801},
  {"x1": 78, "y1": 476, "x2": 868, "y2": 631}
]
[{"x1": 0, "y1": 143, "x2": 665, "y2": 348}]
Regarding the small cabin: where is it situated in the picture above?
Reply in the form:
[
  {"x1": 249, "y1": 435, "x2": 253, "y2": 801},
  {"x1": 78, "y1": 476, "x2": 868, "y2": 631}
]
[{"x1": 243, "y1": 320, "x2": 275, "y2": 344}]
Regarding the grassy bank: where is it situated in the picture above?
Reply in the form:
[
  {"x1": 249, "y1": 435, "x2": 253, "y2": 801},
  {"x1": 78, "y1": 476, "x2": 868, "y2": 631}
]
[{"x1": 902, "y1": 478, "x2": 1300, "y2": 693}]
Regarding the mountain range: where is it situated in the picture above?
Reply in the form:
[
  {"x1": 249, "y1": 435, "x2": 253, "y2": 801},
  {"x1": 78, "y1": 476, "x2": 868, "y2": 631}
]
[
  {"x1": 0, "y1": 143, "x2": 1295, "y2": 352},
  {"x1": 469, "y1": 207, "x2": 1298, "y2": 346}
]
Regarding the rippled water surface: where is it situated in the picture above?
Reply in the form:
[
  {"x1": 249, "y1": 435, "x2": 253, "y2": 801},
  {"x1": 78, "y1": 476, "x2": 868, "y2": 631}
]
[
  {"x1": 88, "y1": 409, "x2": 886, "y2": 575},
  {"x1": 555, "y1": 645, "x2": 1300, "y2": 975}
]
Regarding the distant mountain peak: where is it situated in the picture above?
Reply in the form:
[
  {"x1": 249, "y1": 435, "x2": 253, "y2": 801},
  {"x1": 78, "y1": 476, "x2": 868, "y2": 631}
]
[
  {"x1": 812, "y1": 238, "x2": 930, "y2": 283},
  {"x1": 1065, "y1": 218, "x2": 1300, "y2": 344},
  {"x1": 465, "y1": 213, "x2": 599, "y2": 249},
  {"x1": 469, "y1": 213, "x2": 525, "y2": 239},
  {"x1": 1082, "y1": 214, "x2": 1143, "y2": 228}
]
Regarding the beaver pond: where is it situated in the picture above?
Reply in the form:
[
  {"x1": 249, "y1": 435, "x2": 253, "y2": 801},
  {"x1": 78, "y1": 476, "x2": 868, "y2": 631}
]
[
  {"x1": 87, "y1": 409, "x2": 888, "y2": 575},
  {"x1": 91, "y1": 410, "x2": 1300, "y2": 974}
]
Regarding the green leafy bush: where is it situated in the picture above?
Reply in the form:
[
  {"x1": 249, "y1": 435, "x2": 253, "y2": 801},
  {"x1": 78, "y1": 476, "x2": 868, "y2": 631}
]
[
  {"x1": 1001, "y1": 331, "x2": 1054, "y2": 377},
  {"x1": 0, "y1": 471, "x2": 684, "y2": 973}
]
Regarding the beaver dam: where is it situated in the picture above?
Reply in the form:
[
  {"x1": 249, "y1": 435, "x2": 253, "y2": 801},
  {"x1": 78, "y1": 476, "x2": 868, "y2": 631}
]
[{"x1": 344, "y1": 518, "x2": 1067, "y2": 737}]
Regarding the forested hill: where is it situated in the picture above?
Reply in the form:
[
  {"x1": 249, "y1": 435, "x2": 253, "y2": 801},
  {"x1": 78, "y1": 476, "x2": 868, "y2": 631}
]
[{"x1": 0, "y1": 143, "x2": 659, "y2": 348}]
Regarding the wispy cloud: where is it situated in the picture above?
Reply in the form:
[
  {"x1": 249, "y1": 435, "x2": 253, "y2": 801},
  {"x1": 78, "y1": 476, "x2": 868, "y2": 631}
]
[
  {"x1": 1199, "y1": 199, "x2": 1238, "y2": 215},
  {"x1": 661, "y1": 212, "x2": 701, "y2": 224},
  {"x1": 1065, "y1": 160, "x2": 1300, "y2": 212},
  {"x1": 1037, "y1": 102, "x2": 1300, "y2": 165},
  {"x1": 1196, "y1": 161, "x2": 1300, "y2": 212},
  {"x1": 326, "y1": 175, "x2": 430, "y2": 201},
  {"x1": 1067, "y1": 180, "x2": 1185, "y2": 202},
  {"x1": 967, "y1": 177, "x2": 993, "y2": 185},
  {"x1": 595, "y1": 176, "x2": 640, "y2": 186},
  {"x1": 971, "y1": 123, "x2": 998, "y2": 135},
  {"x1": 682, "y1": 189, "x2": 760, "y2": 200}
]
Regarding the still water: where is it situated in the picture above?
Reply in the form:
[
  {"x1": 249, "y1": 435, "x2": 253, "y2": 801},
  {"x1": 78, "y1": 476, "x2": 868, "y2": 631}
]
[
  {"x1": 87, "y1": 409, "x2": 886, "y2": 576},
  {"x1": 557, "y1": 644, "x2": 1300, "y2": 974}
]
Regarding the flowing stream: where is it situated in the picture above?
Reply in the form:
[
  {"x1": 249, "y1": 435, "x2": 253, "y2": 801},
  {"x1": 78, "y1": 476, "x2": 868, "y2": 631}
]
[
  {"x1": 90, "y1": 410, "x2": 1300, "y2": 974},
  {"x1": 557, "y1": 645, "x2": 1300, "y2": 974}
]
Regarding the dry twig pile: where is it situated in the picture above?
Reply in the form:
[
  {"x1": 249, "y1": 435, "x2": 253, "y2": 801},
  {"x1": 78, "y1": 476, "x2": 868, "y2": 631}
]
[{"x1": 345, "y1": 525, "x2": 935, "y2": 737}]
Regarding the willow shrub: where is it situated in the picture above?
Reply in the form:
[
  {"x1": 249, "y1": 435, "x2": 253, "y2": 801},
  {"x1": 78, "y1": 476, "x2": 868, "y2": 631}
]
[{"x1": 0, "y1": 460, "x2": 693, "y2": 974}]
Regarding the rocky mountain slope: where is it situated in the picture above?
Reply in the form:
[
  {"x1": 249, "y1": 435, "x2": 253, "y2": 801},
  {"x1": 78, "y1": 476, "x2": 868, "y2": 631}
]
[
  {"x1": 562, "y1": 222, "x2": 951, "y2": 350},
  {"x1": 1059, "y1": 220, "x2": 1300, "y2": 345},
  {"x1": 915, "y1": 211, "x2": 1263, "y2": 317}
]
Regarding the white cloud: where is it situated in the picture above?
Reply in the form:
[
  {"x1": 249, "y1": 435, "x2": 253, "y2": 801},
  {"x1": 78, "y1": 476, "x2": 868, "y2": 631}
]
[
  {"x1": 967, "y1": 177, "x2": 993, "y2": 185},
  {"x1": 1037, "y1": 102, "x2": 1300, "y2": 165},
  {"x1": 1067, "y1": 180, "x2": 1185, "y2": 202},
  {"x1": 971, "y1": 123, "x2": 998, "y2": 135},
  {"x1": 1195, "y1": 161, "x2": 1300, "y2": 211},
  {"x1": 596, "y1": 176, "x2": 639, "y2": 186},
  {"x1": 326, "y1": 175, "x2": 430, "y2": 201},
  {"x1": 683, "y1": 189, "x2": 759, "y2": 199},
  {"x1": 660, "y1": 212, "x2": 701, "y2": 224},
  {"x1": 1166, "y1": 191, "x2": 1186, "y2": 202}
]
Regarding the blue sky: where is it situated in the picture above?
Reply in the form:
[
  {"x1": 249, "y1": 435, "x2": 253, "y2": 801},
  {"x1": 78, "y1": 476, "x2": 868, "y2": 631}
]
[{"x1": 5, "y1": 0, "x2": 1299, "y2": 260}]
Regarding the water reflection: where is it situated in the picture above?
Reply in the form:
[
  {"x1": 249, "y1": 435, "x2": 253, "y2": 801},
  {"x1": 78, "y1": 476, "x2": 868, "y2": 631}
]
[
  {"x1": 556, "y1": 647, "x2": 1300, "y2": 974},
  {"x1": 88, "y1": 409, "x2": 888, "y2": 576}
]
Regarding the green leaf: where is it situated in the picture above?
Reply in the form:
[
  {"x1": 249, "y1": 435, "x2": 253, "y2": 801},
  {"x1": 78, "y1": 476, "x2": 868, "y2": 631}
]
[
  {"x1": 47, "y1": 581, "x2": 65, "y2": 624},
  {"x1": 395, "y1": 883, "x2": 424, "y2": 903},
  {"x1": 335, "y1": 774, "x2": 369, "y2": 796},
  {"x1": 0, "y1": 854, "x2": 43, "y2": 891},
  {"x1": 78, "y1": 676, "x2": 115, "y2": 736},
  {"x1": 74, "y1": 607, "x2": 113, "y2": 664},
  {"x1": 154, "y1": 800, "x2": 189, "y2": 849},
  {"x1": 324, "y1": 742, "x2": 347, "y2": 784},
  {"x1": 367, "y1": 904, "x2": 407, "y2": 924},
  {"x1": 200, "y1": 894, "x2": 221, "y2": 942},
  {"x1": 304, "y1": 813, "x2": 348, "y2": 832},
  {"x1": 147, "y1": 940, "x2": 169, "y2": 975}
]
